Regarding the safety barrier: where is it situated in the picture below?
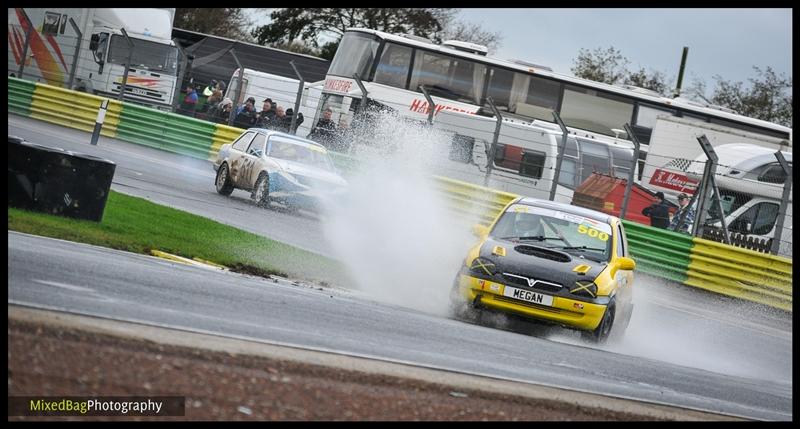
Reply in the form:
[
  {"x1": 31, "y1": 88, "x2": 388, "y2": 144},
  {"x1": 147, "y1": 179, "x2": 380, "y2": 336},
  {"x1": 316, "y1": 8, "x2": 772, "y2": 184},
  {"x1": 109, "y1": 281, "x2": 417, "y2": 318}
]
[
  {"x1": 117, "y1": 104, "x2": 215, "y2": 159},
  {"x1": 9, "y1": 78, "x2": 123, "y2": 138},
  {"x1": 7, "y1": 79, "x2": 791, "y2": 311},
  {"x1": 621, "y1": 220, "x2": 694, "y2": 284},
  {"x1": 211, "y1": 124, "x2": 244, "y2": 161},
  {"x1": 432, "y1": 176, "x2": 518, "y2": 226},
  {"x1": 8, "y1": 77, "x2": 35, "y2": 117},
  {"x1": 686, "y1": 238, "x2": 792, "y2": 312}
]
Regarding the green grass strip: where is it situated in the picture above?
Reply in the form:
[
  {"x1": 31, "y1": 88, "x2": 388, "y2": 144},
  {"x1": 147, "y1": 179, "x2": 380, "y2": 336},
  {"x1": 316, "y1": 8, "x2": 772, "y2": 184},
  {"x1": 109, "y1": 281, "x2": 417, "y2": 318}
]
[{"x1": 8, "y1": 191, "x2": 351, "y2": 286}]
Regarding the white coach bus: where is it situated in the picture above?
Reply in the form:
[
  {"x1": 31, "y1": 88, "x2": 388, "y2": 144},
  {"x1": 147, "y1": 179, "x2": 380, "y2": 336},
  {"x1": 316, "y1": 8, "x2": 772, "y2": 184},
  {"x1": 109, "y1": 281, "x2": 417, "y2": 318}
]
[{"x1": 311, "y1": 28, "x2": 791, "y2": 202}]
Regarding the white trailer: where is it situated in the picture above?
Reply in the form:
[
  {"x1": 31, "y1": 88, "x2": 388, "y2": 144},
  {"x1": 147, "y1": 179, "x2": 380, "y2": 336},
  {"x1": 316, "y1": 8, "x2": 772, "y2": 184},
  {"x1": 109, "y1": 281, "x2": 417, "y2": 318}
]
[
  {"x1": 641, "y1": 115, "x2": 791, "y2": 201},
  {"x1": 225, "y1": 67, "x2": 324, "y2": 137}
]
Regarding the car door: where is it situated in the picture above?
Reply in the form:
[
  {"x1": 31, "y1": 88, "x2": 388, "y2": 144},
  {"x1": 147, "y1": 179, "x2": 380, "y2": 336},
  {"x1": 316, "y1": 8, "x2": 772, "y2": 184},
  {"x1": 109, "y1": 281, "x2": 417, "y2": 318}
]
[
  {"x1": 240, "y1": 133, "x2": 268, "y2": 189},
  {"x1": 228, "y1": 131, "x2": 256, "y2": 186}
]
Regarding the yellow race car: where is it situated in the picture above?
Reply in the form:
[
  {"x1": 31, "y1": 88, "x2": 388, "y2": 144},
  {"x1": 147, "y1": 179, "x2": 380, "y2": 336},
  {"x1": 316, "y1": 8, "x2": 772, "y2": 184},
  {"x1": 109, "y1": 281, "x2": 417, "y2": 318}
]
[{"x1": 451, "y1": 197, "x2": 636, "y2": 343}]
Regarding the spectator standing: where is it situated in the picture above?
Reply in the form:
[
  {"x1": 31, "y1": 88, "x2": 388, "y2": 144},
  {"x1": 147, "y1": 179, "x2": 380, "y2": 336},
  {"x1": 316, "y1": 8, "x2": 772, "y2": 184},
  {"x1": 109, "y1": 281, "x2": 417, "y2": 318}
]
[
  {"x1": 271, "y1": 106, "x2": 288, "y2": 132},
  {"x1": 669, "y1": 193, "x2": 696, "y2": 233},
  {"x1": 237, "y1": 97, "x2": 257, "y2": 116},
  {"x1": 307, "y1": 107, "x2": 338, "y2": 149},
  {"x1": 217, "y1": 98, "x2": 233, "y2": 123},
  {"x1": 257, "y1": 98, "x2": 276, "y2": 128},
  {"x1": 181, "y1": 85, "x2": 199, "y2": 117},
  {"x1": 202, "y1": 80, "x2": 217, "y2": 97},
  {"x1": 284, "y1": 108, "x2": 304, "y2": 133},
  {"x1": 642, "y1": 191, "x2": 671, "y2": 229},
  {"x1": 234, "y1": 98, "x2": 258, "y2": 128}
]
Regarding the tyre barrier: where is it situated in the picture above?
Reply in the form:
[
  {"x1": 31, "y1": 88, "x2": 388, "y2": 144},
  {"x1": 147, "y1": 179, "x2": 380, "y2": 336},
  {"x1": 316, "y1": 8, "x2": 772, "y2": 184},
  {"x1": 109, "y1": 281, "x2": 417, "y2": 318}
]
[{"x1": 8, "y1": 135, "x2": 116, "y2": 222}]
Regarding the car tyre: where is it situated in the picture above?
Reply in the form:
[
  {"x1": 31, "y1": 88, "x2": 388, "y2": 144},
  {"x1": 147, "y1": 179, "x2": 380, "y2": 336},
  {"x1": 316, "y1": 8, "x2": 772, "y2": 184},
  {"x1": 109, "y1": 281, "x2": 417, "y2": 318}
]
[
  {"x1": 582, "y1": 299, "x2": 615, "y2": 344},
  {"x1": 253, "y1": 172, "x2": 270, "y2": 207},
  {"x1": 215, "y1": 163, "x2": 234, "y2": 196}
]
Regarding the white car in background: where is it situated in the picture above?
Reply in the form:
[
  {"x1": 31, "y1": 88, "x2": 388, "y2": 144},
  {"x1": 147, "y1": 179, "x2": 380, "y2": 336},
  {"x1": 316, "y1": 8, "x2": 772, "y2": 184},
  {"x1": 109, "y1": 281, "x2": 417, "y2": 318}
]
[{"x1": 213, "y1": 129, "x2": 348, "y2": 211}]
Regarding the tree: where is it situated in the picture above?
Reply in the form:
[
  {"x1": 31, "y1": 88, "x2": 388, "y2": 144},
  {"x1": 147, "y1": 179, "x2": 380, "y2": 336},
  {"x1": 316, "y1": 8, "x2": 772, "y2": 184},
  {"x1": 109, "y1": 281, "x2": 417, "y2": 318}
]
[
  {"x1": 175, "y1": 8, "x2": 254, "y2": 42},
  {"x1": 434, "y1": 11, "x2": 503, "y2": 54},
  {"x1": 571, "y1": 46, "x2": 630, "y2": 85},
  {"x1": 709, "y1": 67, "x2": 792, "y2": 127},
  {"x1": 271, "y1": 40, "x2": 318, "y2": 57},
  {"x1": 624, "y1": 67, "x2": 671, "y2": 96},
  {"x1": 252, "y1": 8, "x2": 449, "y2": 48}
]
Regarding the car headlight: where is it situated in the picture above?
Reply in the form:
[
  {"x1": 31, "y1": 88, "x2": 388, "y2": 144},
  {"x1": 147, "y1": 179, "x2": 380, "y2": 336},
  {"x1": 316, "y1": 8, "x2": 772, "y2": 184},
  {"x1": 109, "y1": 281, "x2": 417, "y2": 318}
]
[
  {"x1": 570, "y1": 280, "x2": 598, "y2": 299},
  {"x1": 469, "y1": 257, "x2": 498, "y2": 276}
]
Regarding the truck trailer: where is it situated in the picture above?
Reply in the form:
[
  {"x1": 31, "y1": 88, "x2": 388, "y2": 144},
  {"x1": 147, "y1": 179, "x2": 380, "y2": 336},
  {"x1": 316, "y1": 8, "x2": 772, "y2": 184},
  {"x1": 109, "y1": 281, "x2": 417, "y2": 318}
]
[{"x1": 8, "y1": 8, "x2": 179, "y2": 110}]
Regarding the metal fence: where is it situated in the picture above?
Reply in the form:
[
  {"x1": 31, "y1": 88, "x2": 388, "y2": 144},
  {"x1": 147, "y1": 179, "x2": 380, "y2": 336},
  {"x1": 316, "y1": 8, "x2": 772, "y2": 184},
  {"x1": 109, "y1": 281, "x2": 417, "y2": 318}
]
[{"x1": 172, "y1": 64, "x2": 797, "y2": 259}]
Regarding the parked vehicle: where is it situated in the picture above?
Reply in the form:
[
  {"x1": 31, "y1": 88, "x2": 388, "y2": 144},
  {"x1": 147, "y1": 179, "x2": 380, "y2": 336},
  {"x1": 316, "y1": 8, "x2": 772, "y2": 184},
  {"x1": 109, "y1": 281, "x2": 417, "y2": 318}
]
[
  {"x1": 685, "y1": 144, "x2": 792, "y2": 257},
  {"x1": 8, "y1": 8, "x2": 179, "y2": 110}
]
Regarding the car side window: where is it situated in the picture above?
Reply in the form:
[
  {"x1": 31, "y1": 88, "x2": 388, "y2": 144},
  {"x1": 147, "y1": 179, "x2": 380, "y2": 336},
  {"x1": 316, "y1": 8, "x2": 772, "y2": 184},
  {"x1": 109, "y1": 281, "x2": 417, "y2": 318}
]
[
  {"x1": 246, "y1": 134, "x2": 267, "y2": 158},
  {"x1": 616, "y1": 224, "x2": 626, "y2": 257},
  {"x1": 231, "y1": 132, "x2": 255, "y2": 152}
]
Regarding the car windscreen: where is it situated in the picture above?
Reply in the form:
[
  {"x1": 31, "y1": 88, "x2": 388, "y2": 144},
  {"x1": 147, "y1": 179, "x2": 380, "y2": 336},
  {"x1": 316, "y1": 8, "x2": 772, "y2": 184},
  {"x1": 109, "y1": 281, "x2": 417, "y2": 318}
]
[
  {"x1": 268, "y1": 139, "x2": 335, "y2": 171},
  {"x1": 492, "y1": 204, "x2": 613, "y2": 262}
]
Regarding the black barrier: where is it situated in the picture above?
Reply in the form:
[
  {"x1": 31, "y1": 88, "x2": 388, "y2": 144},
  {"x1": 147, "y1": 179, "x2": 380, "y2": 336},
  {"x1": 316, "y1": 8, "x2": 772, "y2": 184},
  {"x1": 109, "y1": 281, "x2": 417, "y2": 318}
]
[{"x1": 8, "y1": 136, "x2": 116, "y2": 222}]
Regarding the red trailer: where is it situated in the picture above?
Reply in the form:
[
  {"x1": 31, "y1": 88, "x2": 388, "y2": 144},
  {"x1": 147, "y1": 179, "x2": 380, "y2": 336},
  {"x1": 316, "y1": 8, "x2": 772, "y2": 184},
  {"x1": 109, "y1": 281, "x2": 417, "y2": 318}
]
[{"x1": 572, "y1": 172, "x2": 677, "y2": 226}]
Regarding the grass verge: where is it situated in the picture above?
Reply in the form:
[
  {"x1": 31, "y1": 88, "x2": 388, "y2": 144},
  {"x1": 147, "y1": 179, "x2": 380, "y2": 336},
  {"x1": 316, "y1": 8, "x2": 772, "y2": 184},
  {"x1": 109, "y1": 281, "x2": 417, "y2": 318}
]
[{"x1": 8, "y1": 191, "x2": 351, "y2": 286}]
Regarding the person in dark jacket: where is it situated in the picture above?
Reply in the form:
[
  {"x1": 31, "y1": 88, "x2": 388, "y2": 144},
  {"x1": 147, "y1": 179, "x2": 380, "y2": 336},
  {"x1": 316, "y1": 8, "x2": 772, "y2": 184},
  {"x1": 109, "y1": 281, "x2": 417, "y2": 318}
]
[
  {"x1": 284, "y1": 108, "x2": 304, "y2": 133},
  {"x1": 642, "y1": 191, "x2": 671, "y2": 229},
  {"x1": 307, "y1": 107, "x2": 339, "y2": 149},
  {"x1": 257, "y1": 98, "x2": 276, "y2": 128}
]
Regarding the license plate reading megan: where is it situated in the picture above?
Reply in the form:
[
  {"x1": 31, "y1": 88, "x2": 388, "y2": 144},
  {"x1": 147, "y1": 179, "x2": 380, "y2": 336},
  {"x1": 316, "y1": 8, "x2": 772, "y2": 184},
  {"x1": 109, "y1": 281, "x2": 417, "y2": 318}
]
[{"x1": 503, "y1": 286, "x2": 554, "y2": 306}]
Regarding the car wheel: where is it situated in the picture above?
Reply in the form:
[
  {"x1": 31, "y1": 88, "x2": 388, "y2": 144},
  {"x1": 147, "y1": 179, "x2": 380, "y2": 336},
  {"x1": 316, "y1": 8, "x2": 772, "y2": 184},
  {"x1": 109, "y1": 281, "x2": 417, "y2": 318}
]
[
  {"x1": 253, "y1": 172, "x2": 270, "y2": 207},
  {"x1": 582, "y1": 299, "x2": 615, "y2": 344},
  {"x1": 215, "y1": 163, "x2": 234, "y2": 196}
]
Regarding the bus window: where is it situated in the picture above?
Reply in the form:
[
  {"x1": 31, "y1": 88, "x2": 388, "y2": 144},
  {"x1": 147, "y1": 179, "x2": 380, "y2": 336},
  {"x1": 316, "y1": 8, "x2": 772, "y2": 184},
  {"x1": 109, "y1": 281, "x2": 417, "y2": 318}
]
[
  {"x1": 560, "y1": 85, "x2": 634, "y2": 136},
  {"x1": 329, "y1": 32, "x2": 379, "y2": 80},
  {"x1": 374, "y1": 43, "x2": 412, "y2": 89},
  {"x1": 635, "y1": 104, "x2": 676, "y2": 129},
  {"x1": 409, "y1": 50, "x2": 485, "y2": 105},
  {"x1": 485, "y1": 67, "x2": 514, "y2": 111},
  {"x1": 520, "y1": 76, "x2": 561, "y2": 122}
]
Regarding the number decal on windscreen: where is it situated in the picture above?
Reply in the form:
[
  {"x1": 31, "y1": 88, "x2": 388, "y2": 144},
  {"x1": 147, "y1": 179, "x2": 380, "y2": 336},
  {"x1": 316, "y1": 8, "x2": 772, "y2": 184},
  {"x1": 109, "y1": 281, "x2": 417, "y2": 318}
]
[{"x1": 578, "y1": 224, "x2": 609, "y2": 241}]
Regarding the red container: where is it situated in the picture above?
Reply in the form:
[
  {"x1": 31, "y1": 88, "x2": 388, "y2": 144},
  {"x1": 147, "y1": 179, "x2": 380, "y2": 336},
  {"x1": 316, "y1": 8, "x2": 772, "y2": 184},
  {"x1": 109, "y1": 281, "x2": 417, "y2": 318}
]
[{"x1": 572, "y1": 172, "x2": 676, "y2": 226}]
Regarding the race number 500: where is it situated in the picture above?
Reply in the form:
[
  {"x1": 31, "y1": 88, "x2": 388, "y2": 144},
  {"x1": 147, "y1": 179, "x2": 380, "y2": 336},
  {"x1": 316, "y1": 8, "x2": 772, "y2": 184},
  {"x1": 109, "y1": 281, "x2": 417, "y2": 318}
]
[{"x1": 578, "y1": 224, "x2": 609, "y2": 241}]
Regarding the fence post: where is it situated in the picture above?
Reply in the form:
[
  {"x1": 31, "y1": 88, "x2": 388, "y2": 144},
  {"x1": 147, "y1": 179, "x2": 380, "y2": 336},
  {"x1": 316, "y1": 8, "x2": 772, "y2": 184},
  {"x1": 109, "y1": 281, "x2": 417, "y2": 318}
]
[
  {"x1": 692, "y1": 135, "x2": 730, "y2": 244},
  {"x1": 66, "y1": 17, "x2": 82, "y2": 89},
  {"x1": 419, "y1": 85, "x2": 436, "y2": 125},
  {"x1": 17, "y1": 9, "x2": 34, "y2": 79},
  {"x1": 619, "y1": 123, "x2": 641, "y2": 220},
  {"x1": 769, "y1": 151, "x2": 792, "y2": 255},
  {"x1": 352, "y1": 72, "x2": 369, "y2": 116},
  {"x1": 289, "y1": 60, "x2": 304, "y2": 135},
  {"x1": 172, "y1": 39, "x2": 189, "y2": 113},
  {"x1": 549, "y1": 111, "x2": 569, "y2": 201},
  {"x1": 117, "y1": 28, "x2": 134, "y2": 102},
  {"x1": 484, "y1": 97, "x2": 503, "y2": 187},
  {"x1": 90, "y1": 99, "x2": 109, "y2": 146},
  {"x1": 228, "y1": 49, "x2": 244, "y2": 126}
]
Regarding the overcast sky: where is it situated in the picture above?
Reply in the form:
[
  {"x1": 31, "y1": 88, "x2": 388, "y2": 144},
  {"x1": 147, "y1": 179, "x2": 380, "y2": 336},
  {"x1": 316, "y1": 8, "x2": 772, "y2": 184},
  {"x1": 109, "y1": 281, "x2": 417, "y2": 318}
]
[{"x1": 247, "y1": 8, "x2": 792, "y2": 91}]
